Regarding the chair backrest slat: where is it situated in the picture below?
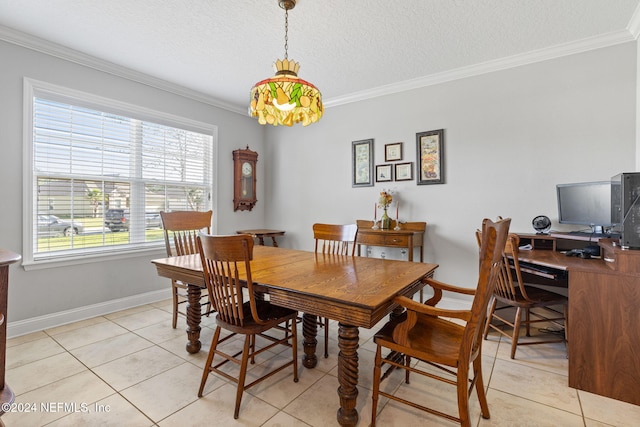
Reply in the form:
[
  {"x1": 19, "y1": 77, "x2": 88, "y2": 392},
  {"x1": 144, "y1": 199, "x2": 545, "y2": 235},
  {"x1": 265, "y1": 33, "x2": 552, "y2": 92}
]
[
  {"x1": 313, "y1": 223, "x2": 358, "y2": 256},
  {"x1": 160, "y1": 211, "x2": 212, "y2": 257},
  {"x1": 466, "y1": 218, "x2": 511, "y2": 359},
  {"x1": 199, "y1": 234, "x2": 263, "y2": 327}
]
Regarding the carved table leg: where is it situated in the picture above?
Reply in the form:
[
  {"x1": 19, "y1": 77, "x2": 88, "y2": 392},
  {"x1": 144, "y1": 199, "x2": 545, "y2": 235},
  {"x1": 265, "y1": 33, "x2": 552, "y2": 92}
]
[
  {"x1": 270, "y1": 237, "x2": 279, "y2": 247},
  {"x1": 302, "y1": 313, "x2": 318, "y2": 369},
  {"x1": 337, "y1": 323, "x2": 359, "y2": 427},
  {"x1": 186, "y1": 284, "x2": 202, "y2": 354}
]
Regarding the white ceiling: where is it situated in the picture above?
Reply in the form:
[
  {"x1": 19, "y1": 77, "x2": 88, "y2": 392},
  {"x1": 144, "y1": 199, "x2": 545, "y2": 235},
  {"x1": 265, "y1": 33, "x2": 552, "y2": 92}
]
[{"x1": 1, "y1": 0, "x2": 640, "y2": 114}]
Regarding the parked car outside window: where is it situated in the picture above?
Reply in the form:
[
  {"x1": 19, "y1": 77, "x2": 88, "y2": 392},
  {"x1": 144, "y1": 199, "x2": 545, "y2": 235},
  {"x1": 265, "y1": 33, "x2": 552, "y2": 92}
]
[
  {"x1": 104, "y1": 209, "x2": 162, "y2": 232},
  {"x1": 37, "y1": 215, "x2": 84, "y2": 237}
]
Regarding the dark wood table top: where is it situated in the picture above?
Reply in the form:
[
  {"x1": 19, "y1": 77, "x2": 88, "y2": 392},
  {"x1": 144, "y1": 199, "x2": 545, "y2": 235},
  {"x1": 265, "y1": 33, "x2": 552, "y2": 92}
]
[{"x1": 152, "y1": 246, "x2": 438, "y2": 328}]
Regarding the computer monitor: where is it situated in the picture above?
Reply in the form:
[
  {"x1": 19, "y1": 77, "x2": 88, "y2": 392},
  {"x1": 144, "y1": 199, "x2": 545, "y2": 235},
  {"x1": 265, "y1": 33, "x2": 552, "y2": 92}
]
[{"x1": 556, "y1": 181, "x2": 613, "y2": 233}]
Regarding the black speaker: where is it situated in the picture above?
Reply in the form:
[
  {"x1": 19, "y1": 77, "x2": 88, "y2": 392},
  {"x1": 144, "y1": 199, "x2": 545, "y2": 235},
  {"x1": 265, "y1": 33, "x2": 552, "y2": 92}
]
[{"x1": 612, "y1": 172, "x2": 640, "y2": 249}]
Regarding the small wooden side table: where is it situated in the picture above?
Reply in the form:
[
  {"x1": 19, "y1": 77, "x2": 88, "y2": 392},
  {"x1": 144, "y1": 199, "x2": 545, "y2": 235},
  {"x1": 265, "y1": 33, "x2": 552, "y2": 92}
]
[
  {"x1": 236, "y1": 229, "x2": 285, "y2": 247},
  {"x1": 355, "y1": 220, "x2": 426, "y2": 262}
]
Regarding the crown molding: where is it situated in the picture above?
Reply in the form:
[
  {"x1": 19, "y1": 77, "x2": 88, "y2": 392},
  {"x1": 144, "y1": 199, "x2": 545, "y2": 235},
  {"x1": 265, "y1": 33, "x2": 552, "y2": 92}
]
[
  {"x1": 0, "y1": 26, "x2": 247, "y2": 115},
  {"x1": 627, "y1": 2, "x2": 640, "y2": 40},
  {"x1": 1, "y1": 25, "x2": 635, "y2": 113},
  {"x1": 325, "y1": 29, "x2": 636, "y2": 108}
]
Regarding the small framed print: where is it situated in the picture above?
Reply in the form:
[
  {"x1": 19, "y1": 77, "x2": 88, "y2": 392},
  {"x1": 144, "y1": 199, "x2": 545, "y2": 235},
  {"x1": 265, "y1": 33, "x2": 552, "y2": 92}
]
[
  {"x1": 352, "y1": 139, "x2": 374, "y2": 187},
  {"x1": 385, "y1": 142, "x2": 403, "y2": 162},
  {"x1": 416, "y1": 129, "x2": 445, "y2": 185},
  {"x1": 376, "y1": 164, "x2": 393, "y2": 182},
  {"x1": 395, "y1": 162, "x2": 413, "y2": 181}
]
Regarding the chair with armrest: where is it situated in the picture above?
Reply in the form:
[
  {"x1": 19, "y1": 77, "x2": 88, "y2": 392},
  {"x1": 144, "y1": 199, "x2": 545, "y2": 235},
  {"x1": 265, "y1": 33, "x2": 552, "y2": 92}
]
[
  {"x1": 196, "y1": 234, "x2": 299, "y2": 419},
  {"x1": 160, "y1": 210, "x2": 213, "y2": 328},
  {"x1": 312, "y1": 223, "x2": 358, "y2": 357},
  {"x1": 371, "y1": 217, "x2": 511, "y2": 427},
  {"x1": 482, "y1": 233, "x2": 568, "y2": 359}
]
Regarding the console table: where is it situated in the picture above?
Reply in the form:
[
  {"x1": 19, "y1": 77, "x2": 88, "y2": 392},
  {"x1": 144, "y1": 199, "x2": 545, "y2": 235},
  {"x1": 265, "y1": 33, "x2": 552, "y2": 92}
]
[
  {"x1": 355, "y1": 220, "x2": 426, "y2": 262},
  {"x1": 0, "y1": 250, "x2": 19, "y2": 416}
]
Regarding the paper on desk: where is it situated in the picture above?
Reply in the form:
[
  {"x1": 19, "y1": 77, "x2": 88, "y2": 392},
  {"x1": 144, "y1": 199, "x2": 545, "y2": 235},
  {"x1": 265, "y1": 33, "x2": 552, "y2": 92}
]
[{"x1": 519, "y1": 244, "x2": 532, "y2": 251}]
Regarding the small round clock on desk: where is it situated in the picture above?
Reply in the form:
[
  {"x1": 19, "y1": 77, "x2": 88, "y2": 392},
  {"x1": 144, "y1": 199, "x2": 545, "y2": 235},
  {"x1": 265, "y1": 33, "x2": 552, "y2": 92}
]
[{"x1": 233, "y1": 146, "x2": 258, "y2": 211}]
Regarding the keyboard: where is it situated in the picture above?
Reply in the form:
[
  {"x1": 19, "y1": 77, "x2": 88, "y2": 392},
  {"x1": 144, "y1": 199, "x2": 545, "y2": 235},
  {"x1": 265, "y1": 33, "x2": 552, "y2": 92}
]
[
  {"x1": 516, "y1": 260, "x2": 568, "y2": 281},
  {"x1": 568, "y1": 231, "x2": 621, "y2": 239}
]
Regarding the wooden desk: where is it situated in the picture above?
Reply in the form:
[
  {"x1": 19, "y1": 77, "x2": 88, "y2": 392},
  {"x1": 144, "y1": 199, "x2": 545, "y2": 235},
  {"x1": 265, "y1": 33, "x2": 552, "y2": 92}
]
[
  {"x1": 236, "y1": 229, "x2": 285, "y2": 247},
  {"x1": 516, "y1": 242, "x2": 640, "y2": 406},
  {"x1": 355, "y1": 220, "x2": 426, "y2": 262},
  {"x1": 0, "y1": 250, "x2": 19, "y2": 416},
  {"x1": 152, "y1": 246, "x2": 438, "y2": 426}
]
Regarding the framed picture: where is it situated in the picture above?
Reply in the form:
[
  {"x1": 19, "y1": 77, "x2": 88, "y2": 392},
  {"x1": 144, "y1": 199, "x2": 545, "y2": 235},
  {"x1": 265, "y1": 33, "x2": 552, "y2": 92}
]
[
  {"x1": 395, "y1": 162, "x2": 413, "y2": 181},
  {"x1": 385, "y1": 142, "x2": 403, "y2": 162},
  {"x1": 376, "y1": 164, "x2": 393, "y2": 182},
  {"x1": 352, "y1": 139, "x2": 374, "y2": 187},
  {"x1": 416, "y1": 129, "x2": 445, "y2": 185}
]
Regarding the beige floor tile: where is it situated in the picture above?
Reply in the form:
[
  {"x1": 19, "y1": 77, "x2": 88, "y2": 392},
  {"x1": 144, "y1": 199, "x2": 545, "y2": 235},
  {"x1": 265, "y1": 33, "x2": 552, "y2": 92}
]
[
  {"x1": 49, "y1": 320, "x2": 129, "y2": 350},
  {"x1": 69, "y1": 332, "x2": 153, "y2": 368},
  {"x1": 385, "y1": 363, "x2": 483, "y2": 427},
  {"x1": 132, "y1": 319, "x2": 187, "y2": 344},
  {"x1": 47, "y1": 393, "x2": 154, "y2": 427},
  {"x1": 120, "y1": 362, "x2": 210, "y2": 422},
  {"x1": 490, "y1": 358, "x2": 580, "y2": 415},
  {"x1": 579, "y1": 389, "x2": 640, "y2": 427},
  {"x1": 2, "y1": 370, "x2": 113, "y2": 426},
  {"x1": 103, "y1": 304, "x2": 157, "y2": 320},
  {"x1": 491, "y1": 328, "x2": 568, "y2": 377},
  {"x1": 159, "y1": 382, "x2": 279, "y2": 426},
  {"x1": 283, "y1": 374, "x2": 350, "y2": 427},
  {"x1": 109, "y1": 307, "x2": 172, "y2": 331},
  {"x1": 45, "y1": 316, "x2": 109, "y2": 336},
  {"x1": 6, "y1": 352, "x2": 87, "y2": 395},
  {"x1": 6, "y1": 331, "x2": 48, "y2": 347},
  {"x1": 262, "y1": 411, "x2": 312, "y2": 427},
  {"x1": 6, "y1": 336, "x2": 65, "y2": 369},
  {"x1": 246, "y1": 353, "x2": 324, "y2": 409},
  {"x1": 1, "y1": 300, "x2": 631, "y2": 427},
  {"x1": 480, "y1": 388, "x2": 584, "y2": 426},
  {"x1": 92, "y1": 346, "x2": 184, "y2": 391}
]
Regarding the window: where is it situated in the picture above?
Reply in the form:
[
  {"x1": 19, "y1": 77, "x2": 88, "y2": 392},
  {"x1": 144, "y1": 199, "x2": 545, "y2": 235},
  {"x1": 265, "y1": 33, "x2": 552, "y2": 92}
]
[{"x1": 23, "y1": 79, "x2": 216, "y2": 268}]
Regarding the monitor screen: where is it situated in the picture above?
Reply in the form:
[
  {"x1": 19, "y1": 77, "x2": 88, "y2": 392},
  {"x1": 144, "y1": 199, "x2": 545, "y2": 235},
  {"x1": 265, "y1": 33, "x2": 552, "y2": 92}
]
[{"x1": 556, "y1": 181, "x2": 613, "y2": 227}]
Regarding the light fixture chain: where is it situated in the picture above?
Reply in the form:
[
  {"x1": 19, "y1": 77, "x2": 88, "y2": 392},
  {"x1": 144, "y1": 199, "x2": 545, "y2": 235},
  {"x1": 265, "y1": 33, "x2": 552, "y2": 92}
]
[{"x1": 284, "y1": 8, "x2": 289, "y2": 59}]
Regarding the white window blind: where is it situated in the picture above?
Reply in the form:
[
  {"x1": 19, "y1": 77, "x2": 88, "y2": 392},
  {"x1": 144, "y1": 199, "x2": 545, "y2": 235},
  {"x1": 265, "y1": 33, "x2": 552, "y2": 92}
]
[{"x1": 25, "y1": 81, "x2": 214, "y2": 265}]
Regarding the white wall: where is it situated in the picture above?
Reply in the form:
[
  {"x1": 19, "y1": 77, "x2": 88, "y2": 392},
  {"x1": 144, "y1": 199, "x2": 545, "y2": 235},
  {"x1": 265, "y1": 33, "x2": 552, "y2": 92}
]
[
  {"x1": 0, "y1": 39, "x2": 266, "y2": 328},
  {"x1": 264, "y1": 42, "x2": 637, "y2": 289},
  {"x1": 0, "y1": 37, "x2": 637, "y2": 334}
]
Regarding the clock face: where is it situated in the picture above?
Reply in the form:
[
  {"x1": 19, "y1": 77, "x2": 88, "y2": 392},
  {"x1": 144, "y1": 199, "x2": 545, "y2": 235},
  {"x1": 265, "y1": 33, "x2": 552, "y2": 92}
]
[{"x1": 242, "y1": 162, "x2": 252, "y2": 176}]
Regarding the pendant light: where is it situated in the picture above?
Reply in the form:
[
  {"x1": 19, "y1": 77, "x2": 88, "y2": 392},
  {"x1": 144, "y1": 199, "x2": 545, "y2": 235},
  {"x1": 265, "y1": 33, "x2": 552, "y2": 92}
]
[{"x1": 249, "y1": 0, "x2": 323, "y2": 127}]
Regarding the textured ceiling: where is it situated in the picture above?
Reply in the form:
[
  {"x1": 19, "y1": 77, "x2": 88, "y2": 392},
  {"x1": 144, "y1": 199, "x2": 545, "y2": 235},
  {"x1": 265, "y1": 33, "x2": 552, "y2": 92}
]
[{"x1": 1, "y1": 0, "x2": 639, "y2": 113}]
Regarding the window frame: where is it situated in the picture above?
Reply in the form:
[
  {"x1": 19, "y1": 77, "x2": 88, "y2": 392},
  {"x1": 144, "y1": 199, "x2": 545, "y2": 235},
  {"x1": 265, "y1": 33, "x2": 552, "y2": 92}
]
[{"x1": 22, "y1": 78, "x2": 218, "y2": 270}]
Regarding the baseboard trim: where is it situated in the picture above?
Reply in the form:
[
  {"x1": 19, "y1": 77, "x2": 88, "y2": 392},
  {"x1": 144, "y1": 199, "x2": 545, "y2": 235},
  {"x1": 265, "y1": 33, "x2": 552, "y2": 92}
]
[{"x1": 7, "y1": 288, "x2": 172, "y2": 339}]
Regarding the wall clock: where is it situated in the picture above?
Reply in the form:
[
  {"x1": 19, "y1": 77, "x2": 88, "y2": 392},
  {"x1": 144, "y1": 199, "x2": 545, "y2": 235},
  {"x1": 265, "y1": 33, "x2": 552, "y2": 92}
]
[{"x1": 233, "y1": 146, "x2": 258, "y2": 211}]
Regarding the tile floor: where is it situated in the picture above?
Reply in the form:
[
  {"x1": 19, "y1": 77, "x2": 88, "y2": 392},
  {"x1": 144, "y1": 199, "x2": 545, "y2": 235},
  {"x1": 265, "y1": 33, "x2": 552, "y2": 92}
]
[{"x1": 3, "y1": 300, "x2": 640, "y2": 427}]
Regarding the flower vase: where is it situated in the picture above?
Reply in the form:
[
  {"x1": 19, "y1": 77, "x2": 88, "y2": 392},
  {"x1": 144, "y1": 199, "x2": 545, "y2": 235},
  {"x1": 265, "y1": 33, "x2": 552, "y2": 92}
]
[{"x1": 381, "y1": 208, "x2": 391, "y2": 230}]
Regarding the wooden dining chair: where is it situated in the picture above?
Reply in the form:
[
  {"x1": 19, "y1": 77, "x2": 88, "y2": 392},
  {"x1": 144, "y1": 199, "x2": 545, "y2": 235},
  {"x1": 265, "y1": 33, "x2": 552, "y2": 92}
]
[
  {"x1": 160, "y1": 210, "x2": 213, "y2": 328},
  {"x1": 482, "y1": 233, "x2": 568, "y2": 359},
  {"x1": 196, "y1": 234, "x2": 299, "y2": 419},
  {"x1": 312, "y1": 223, "x2": 358, "y2": 357},
  {"x1": 371, "y1": 217, "x2": 511, "y2": 427}
]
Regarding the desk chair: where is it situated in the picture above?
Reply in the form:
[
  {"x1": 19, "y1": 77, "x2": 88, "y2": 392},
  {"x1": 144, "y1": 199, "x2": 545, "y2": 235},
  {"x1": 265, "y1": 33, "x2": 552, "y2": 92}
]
[
  {"x1": 196, "y1": 234, "x2": 299, "y2": 419},
  {"x1": 371, "y1": 217, "x2": 511, "y2": 427},
  {"x1": 482, "y1": 233, "x2": 568, "y2": 359},
  {"x1": 313, "y1": 223, "x2": 358, "y2": 358},
  {"x1": 160, "y1": 210, "x2": 213, "y2": 328}
]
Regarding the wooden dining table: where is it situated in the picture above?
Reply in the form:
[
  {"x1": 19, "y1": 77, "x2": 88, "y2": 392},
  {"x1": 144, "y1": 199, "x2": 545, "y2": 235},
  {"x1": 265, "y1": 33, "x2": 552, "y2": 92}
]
[{"x1": 152, "y1": 245, "x2": 438, "y2": 426}]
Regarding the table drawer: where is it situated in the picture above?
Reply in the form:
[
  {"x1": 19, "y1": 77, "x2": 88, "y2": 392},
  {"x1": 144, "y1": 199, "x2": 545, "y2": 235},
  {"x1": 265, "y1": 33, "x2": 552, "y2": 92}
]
[{"x1": 358, "y1": 234, "x2": 409, "y2": 247}]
